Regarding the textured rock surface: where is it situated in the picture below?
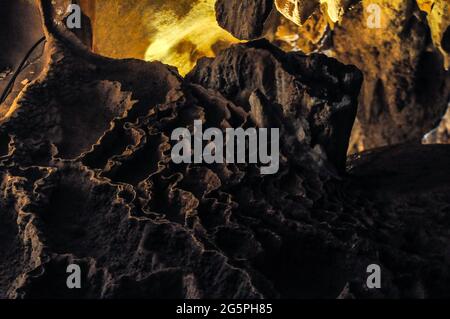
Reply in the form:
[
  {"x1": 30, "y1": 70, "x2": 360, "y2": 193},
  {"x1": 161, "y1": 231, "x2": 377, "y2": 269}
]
[
  {"x1": 334, "y1": 0, "x2": 450, "y2": 152},
  {"x1": 215, "y1": 0, "x2": 275, "y2": 40},
  {"x1": 275, "y1": 0, "x2": 320, "y2": 25},
  {"x1": 255, "y1": 0, "x2": 450, "y2": 151},
  {"x1": 423, "y1": 103, "x2": 450, "y2": 144},
  {"x1": 275, "y1": 0, "x2": 353, "y2": 25},
  {"x1": 1, "y1": 0, "x2": 450, "y2": 299},
  {"x1": 75, "y1": 0, "x2": 239, "y2": 76},
  {"x1": 417, "y1": 0, "x2": 449, "y2": 69},
  {"x1": 274, "y1": 10, "x2": 330, "y2": 54}
]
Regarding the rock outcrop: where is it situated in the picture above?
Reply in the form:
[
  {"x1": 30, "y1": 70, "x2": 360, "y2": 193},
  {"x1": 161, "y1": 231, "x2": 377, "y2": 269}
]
[
  {"x1": 333, "y1": 0, "x2": 449, "y2": 152},
  {"x1": 417, "y1": 0, "x2": 449, "y2": 69},
  {"x1": 215, "y1": 0, "x2": 275, "y2": 39},
  {"x1": 187, "y1": 39, "x2": 362, "y2": 172},
  {"x1": 226, "y1": 0, "x2": 450, "y2": 151},
  {"x1": 0, "y1": 0, "x2": 450, "y2": 299},
  {"x1": 423, "y1": 103, "x2": 450, "y2": 144}
]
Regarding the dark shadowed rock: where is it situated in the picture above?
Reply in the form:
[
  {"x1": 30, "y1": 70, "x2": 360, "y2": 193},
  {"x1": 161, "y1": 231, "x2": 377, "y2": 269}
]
[
  {"x1": 188, "y1": 39, "x2": 363, "y2": 172},
  {"x1": 215, "y1": 0, "x2": 274, "y2": 40}
]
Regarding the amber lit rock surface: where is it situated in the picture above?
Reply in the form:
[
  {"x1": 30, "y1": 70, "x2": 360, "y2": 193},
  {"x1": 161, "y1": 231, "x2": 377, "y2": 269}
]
[
  {"x1": 77, "y1": 0, "x2": 239, "y2": 75},
  {"x1": 268, "y1": 0, "x2": 450, "y2": 151},
  {"x1": 333, "y1": 0, "x2": 449, "y2": 152},
  {"x1": 274, "y1": 10, "x2": 330, "y2": 54},
  {"x1": 275, "y1": 0, "x2": 320, "y2": 25},
  {"x1": 0, "y1": 0, "x2": 44, "y2": 117},
  {"x1": 187, "y1": 39, "x2": 362, "y2": 172}
]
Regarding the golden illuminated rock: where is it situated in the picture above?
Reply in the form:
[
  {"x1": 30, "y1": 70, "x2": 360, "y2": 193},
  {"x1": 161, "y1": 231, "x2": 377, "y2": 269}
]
[
  {"x1": 423, "y1": 104, "x2": 450, "y2": 144},
  {"x1": 274, "y1": 0, "x2": 320, "y2": 25},
  {"x1": 320, "y1": 0, "x2": 353, "y2": 24},
  {"x1": 333, "y1": 0, "x2": 449, "y2": 152},
  {"x1": 273, "y1": 0, "x2": 449, "y2": 68},
  {"x1": 81, "y1": 0, "x2": 238, "y2": 76},
  {"x1": 275, "y1": 11, "x2": 329, "y2": 53},
  {"x1": 271, "y1": 0, "x2": 449, "y2": 151},
  {"x1": 417, "y1": 0, "x2": 449, "y2": 69}
]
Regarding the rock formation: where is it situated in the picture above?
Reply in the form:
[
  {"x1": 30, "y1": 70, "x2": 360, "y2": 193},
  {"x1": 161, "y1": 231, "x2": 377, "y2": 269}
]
[
  {"x1": 269, "y1": 0, "x2": 450, "y2": 151},
  {"x1": 0, "y1": 0, "x2": 450, "y2": 299},
  {"x1": 275, "y1": 0, "x2": 320, "y2": 26},
  {"x1": 417, "y1": 0, "x2": 449, "y2": 69},
  {"x1": 423, "y1": 103, "x2": 450, "y2": 144},
  {"x1": 333, "y1": 0, "x2": 449, "y2": 152},
  {"x1": 215, "y1": 0, "x2": 275, "y2": 39}
]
